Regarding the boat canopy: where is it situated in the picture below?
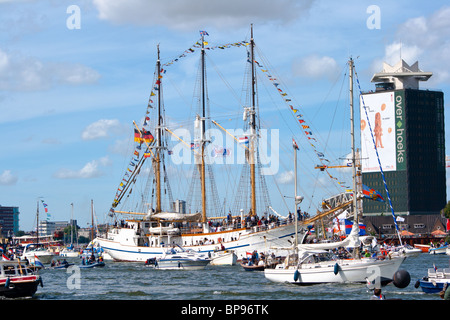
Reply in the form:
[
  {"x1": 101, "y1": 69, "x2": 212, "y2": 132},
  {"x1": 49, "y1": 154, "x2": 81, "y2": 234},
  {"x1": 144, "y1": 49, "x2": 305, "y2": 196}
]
[
  {"x1": 150, "y1": 212, "x2": 202, "y2": 222},
  {"x1": 297, "y1": 223, "x2": 362, "y2": 251}
]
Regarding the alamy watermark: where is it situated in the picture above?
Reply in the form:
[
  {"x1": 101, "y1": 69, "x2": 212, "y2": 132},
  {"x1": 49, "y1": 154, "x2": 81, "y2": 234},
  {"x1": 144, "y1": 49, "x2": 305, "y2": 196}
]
[
  {"x1": 366, "y1": 5, "x2": 381, "y2": 30},
  {"x1": 168, "y1": 128, "x2": 280, "y2": 175},
  {"x1": 66, "y1": 5, "x2": 81, "y2": 30},
  {"x1": 66, "y1": 265, "x2": 81, "y2": 289}
]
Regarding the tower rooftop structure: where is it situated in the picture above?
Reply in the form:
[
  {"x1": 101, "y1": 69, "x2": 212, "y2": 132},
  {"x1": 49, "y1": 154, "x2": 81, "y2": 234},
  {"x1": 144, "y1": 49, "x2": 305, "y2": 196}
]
[{"x1": 371, "y1": 60, "x2": 432, "y2": 91}]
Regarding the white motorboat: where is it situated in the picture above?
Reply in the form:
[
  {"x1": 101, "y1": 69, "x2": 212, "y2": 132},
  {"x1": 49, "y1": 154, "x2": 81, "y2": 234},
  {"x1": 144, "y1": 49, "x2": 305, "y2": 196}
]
[
  {"x1": 446, "y1": 247, "x2": 450, "y2": 256},
  {"x1": 384, "y1": 244, "x2": 421, "y2": 258},
  {"x1": 20, "y1": 243, "x2": 55, "y2": 264},
  {"x1": 59, "y1": 247, "x2": 79, "y2": 258},
  {"x1": 145, "y1": 245, "x2": 210, "y2": 270},
  {"x1": 210, "y1": 250, "x2": 237, "y2": 266}
]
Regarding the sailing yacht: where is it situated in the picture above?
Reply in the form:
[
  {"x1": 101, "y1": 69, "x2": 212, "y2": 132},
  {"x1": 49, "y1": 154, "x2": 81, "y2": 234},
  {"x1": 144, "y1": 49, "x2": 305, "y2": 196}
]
[
  {"x1": 264, "y1": 58, "x2": 406, "y2": 285},
  {"x1": 95, "y1": 27, "x2": 307, "y2": 262},
  {"x1": 21, "y1": 200, "x2": 55, "y2": 264},
  {"x1": 60, "y1": 203, "x2": 79, "y2": 258}
]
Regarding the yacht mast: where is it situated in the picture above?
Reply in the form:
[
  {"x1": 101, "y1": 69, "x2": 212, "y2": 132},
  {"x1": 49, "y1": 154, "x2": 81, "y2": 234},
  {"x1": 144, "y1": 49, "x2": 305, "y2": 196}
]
[
  {"x1": 200, "y1": 34, "x2": 207, "y2": 224},
  {"x1": 70, "y1": 203, "x2": 74, "y2": 245},
  {"x1": 249, "y1": 24, "x2": 257, "y2": 217},
  {"x1": 36, "y1": 199, "x2": 39, "y2": 245},
  {"x1": 349, "y1": 57, "x2": 358, "y2": 223},
  {"x1": 91, "y1": 199, "x2": 94, "y2": 241},
  {"x1": 294, "y1": 141, "x2": 298, "y2": 247},
  {"x1": 155, "y1": 44, "x2": 162, "y2": 213}
]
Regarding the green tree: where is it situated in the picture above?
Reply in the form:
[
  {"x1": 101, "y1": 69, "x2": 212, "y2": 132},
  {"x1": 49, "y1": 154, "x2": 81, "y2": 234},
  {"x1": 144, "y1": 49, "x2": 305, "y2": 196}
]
[{"x1": 443, "y1": 201, "x2": 450, "y2": 219}]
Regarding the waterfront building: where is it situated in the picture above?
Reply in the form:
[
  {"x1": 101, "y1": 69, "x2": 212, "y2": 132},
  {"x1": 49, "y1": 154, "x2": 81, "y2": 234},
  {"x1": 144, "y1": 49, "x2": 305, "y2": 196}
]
[
  {"x1": 0, "y1": 205, "x2": 19, "y2": 237},
  {"x1": 360, "y1": 60, "x2": 446, "y2": 218}
]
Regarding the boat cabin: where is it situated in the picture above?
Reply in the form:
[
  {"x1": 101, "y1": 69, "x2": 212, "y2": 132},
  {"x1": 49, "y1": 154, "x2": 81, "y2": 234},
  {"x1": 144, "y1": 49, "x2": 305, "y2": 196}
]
[{"x1": 0, "y1": 260, "x2": 36, "y2": 278}]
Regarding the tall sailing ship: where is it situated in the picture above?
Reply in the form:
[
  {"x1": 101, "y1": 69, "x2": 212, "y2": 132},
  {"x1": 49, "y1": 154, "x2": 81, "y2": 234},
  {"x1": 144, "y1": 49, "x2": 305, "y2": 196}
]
[{"x1": 94, "y1": 27, "x2": 309, "y2": 262}]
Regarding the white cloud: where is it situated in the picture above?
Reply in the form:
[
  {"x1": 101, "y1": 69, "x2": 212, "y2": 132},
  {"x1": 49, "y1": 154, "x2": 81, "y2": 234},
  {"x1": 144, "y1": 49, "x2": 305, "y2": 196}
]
[
  {"x1": 376, "y1": 6, "x2": 450, "y2": 85},
  {"x1": 0, "y1": 48, "x2": 100, "y2": 91},
  {"x1": 292, "y1": 54, "x2": 340, "y2": 80},
  {"x1": 81, "y1": 119, "x2": 125, "y2": 140},
  {"x1": 276, "y1": 170, "x2": 294, "y2": 184},
  {"x1": 92, "y1": 0, "x2": 314, "y2": 30},
  {"x1": 53, "y1": 157, "x2": 111, "y2": 179},
  {"x1": 108, "y1": 137, "x2": 132, "y2": 156},
  {"x1": 0, "y1": 170, "x2": 18, "y2": 185}
]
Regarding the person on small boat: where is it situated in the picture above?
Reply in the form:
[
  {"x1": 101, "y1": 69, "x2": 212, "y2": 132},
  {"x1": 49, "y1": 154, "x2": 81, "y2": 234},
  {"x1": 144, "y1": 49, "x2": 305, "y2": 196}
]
[
  {"x1": 440, "y1": 283, "x2": 450, "y2": 300},
  {"x1": 370, "y1": 288, "x2": 385, "y2": 300}
]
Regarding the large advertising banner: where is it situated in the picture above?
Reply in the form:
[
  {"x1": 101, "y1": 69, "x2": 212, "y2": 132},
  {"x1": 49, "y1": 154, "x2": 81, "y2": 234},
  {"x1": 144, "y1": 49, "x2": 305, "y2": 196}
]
[{"x1": 360, "y1": 91, "x2": 402, "y2": 173}]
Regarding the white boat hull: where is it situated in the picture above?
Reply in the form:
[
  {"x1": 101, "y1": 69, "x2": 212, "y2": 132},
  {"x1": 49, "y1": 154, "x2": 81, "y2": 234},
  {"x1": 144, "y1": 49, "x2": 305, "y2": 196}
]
[
  {"x1": 210, "y1": 251, "x2": 238, "y2": 266},
  {"x1": 264, "y1": 257, "x2": 406, "y2": 285},
  {"x1": 60, "y1": 250, "x2": 79, "y2": 258},
  {"x1": 388, "y1": 246, "x2": 421, "y2": 258},
  {"x1": 22, "y1": 251, "x2": 55, "y2": 264},
  {"x1": 95, "y1": 222, "x2": 304, "y2": 262}
]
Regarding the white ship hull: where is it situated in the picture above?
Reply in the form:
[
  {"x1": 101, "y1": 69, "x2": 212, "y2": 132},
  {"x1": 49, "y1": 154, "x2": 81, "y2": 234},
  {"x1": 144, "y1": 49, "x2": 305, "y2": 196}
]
[
  {"x1": 95, "y1": 222, "x2": 305, "y2": 262},
  {"x1": 264, "y1": 256, "x2": 405, "y2": 285}
]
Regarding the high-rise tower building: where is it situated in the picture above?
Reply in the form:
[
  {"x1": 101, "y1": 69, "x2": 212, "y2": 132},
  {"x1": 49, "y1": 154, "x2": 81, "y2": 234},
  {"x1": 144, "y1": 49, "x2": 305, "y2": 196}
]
[
  {"x1": 360, "y1": 60, "x2": 446, "y2": 216},
  {"x1": 0, "y1": 205, "x2": 19, "y2": 237}
]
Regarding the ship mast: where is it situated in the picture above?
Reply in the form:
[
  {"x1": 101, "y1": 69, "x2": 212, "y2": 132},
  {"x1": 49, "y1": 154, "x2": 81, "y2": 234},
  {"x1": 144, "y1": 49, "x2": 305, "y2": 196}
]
[
  {"x1": 349, "y1": 57, "x2": 358, "y2": 223},
  {"x1": 155, "y1": 44, "x2": 162, "y2": 213},
  {"x1": 36, "y1": 199, "x2": 39, "y2": 245},
  {"x1": 249, "y1": 24, "x2": 257, "y2": 217},
  {"x1": 349, "y1": 57, "x2": 361, "y2": 257},
  {"x1": 200, "y1": 34, "x2": 207, "y2": 224}
]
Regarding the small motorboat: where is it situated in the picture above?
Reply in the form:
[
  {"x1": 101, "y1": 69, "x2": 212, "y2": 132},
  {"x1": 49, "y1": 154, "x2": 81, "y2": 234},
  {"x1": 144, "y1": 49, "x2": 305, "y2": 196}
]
[
  {"x1": 145, "y1": 245, "x2": 210, "y2": 270},
  {"x1": 386, "y1": 244, "x2": 422, "y2": 258},
  {"x1": 240, "y1": 262, "x2": 265, "y2": 271},
  {"x1": 429, "y1": 245, "x2": 449, "y2": 255},
  {"x1": 413, "y1": 244, "x2": 431, "y2": 253},
  {"x1": 59, "y1": 247, "x2": 79, "y2": 258},
  {"x1": 79, "y1": 261, "x2": 105, "y2": 269},
  {"x1": 50, "y1": 260, "x2": 74, "y2": 269},
  {"x1": 210, "y1": 250, "x2": 237, "y2": 266},
  {"x1": 415, "y1": 268, "x2": 450, "y2": 293},
  {"x1": 20, "y1": 243, "x2": 55, "y2": 264},
  {"x1": 0, "y1": 260, "x2": 43, "y2": 298}
]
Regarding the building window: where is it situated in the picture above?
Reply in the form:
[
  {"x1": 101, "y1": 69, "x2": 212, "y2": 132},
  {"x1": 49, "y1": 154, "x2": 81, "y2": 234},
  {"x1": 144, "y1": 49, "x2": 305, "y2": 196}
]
[
  {"x1": 382, "y1": 224, "x2": 393, "y2": 230},
  {"x1": 414, "y1": 223, "x2": 425, "y2": 229}
]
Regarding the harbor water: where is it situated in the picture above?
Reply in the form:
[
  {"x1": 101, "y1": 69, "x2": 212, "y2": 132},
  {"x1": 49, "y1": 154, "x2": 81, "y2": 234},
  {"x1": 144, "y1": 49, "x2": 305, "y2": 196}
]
[{"x1": 30, "y1": 252, "x2": 449, "y2": 301}]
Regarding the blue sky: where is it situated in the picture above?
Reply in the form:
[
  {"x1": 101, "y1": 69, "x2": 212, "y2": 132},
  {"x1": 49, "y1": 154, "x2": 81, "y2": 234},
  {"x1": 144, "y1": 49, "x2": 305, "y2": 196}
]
[{"x1": 1, "y1": 0, "x2": 450, "y2": 232}]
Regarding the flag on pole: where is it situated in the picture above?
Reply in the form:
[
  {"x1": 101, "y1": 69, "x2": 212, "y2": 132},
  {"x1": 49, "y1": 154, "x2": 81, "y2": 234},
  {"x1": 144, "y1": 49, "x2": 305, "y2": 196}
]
[
  {"x1": 33, "y1": 254, "x2": 45, "y2": 268},
  {"x1": 239, "y1": 136, "x2": 249, "y2": 145},
  {"x1": 292, "y1": 138, "x2": 299, "y2": 150}
]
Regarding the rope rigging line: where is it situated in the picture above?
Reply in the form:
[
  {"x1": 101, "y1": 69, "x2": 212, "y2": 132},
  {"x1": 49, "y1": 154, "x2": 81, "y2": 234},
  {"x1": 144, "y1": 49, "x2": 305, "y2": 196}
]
[{"x1": 353, "y1": 66, "x2": 402, "y2": 245}]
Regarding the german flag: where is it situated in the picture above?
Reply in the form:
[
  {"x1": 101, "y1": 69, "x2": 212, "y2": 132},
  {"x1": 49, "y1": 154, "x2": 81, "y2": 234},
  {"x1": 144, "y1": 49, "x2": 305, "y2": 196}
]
[
  {"x1": 142, "y1": 130, "x2": 154, "y2": 143},
  {"x1": 134, "y1": 129, "x2": 141, "y2": 142}
]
